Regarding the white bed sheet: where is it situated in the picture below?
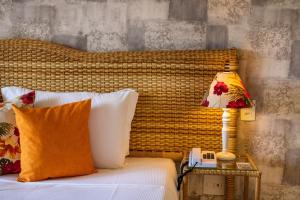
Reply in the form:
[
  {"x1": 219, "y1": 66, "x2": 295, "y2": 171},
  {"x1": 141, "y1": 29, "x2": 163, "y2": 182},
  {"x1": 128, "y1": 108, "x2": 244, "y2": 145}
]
[{"x1": 0, "y1": 157, "x2": 178, "y2": 200}]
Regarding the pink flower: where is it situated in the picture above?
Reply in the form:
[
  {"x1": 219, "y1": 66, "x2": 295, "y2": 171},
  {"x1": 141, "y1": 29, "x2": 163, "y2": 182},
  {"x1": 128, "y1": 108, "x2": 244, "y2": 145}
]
[
  {"x1": 20, "y1": 91, "x2": 35, "y2": 105},
  {"x1": 227, "y1": 98, "x2": 247, "y2": 108},
  {"x1": 201, "y1": 99, "x2": 209, "y2": 107},
  {"x1": 213, "y1": 82, "x2": 228, "y2": 96},
  {"x1": 2, "y1": 160, "x2": 20, "y2": 174}
]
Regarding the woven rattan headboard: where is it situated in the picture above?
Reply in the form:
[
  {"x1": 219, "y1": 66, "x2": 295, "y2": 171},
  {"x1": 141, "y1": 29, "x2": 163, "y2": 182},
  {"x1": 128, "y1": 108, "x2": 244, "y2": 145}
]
[{"x1": 0, "y1": 39, "x2": 238, "y2": 159}]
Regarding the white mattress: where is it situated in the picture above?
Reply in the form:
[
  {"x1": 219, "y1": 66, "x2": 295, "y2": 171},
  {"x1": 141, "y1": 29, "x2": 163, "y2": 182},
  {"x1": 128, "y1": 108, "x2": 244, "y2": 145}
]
[{"x1": 0, "y1": 157, "x2": 178, "y2": 200}]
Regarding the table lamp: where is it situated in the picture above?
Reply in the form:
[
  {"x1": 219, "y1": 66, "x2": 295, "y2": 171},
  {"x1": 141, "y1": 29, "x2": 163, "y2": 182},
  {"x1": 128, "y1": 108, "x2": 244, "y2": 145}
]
[{"x1": 201, "y1": 71, "x2": 253, "y2": 161}]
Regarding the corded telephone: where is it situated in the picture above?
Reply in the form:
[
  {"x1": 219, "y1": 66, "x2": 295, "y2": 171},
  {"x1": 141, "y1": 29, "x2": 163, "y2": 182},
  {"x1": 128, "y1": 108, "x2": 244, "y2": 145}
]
[
  {"x1": 188, "y1": 148, "x2": 217, "y2": 168},
  {"x1": 177, "y1": 148, "x2": 217, "y2": 191}
]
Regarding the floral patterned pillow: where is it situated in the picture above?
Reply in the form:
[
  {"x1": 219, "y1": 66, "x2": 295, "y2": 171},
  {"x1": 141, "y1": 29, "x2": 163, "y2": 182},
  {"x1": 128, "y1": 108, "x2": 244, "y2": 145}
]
[{"x1": 0, "y1": 91, "x2": 35, "y2": 175}]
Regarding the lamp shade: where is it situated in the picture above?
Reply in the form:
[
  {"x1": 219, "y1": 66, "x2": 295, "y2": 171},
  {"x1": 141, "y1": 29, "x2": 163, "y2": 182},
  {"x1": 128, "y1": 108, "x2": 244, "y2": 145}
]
[{"x1": 201, "y1": 72, "x2": 253, "y2": 108}]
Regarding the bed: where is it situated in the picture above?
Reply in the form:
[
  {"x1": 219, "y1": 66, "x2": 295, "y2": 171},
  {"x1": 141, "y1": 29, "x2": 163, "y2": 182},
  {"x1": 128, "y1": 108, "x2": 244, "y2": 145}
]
[
  {"x1": 0, "y1": 158, "x2": 177, "y2": 200},
  {"x1": 0, "y1": 39, "x2": 239, "y2": 200}
]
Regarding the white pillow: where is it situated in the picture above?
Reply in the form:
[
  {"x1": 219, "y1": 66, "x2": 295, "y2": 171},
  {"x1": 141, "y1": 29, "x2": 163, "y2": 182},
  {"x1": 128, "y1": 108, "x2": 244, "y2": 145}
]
[{"x1": 1, "y1": 86, "x2": 138, "y2": 169}]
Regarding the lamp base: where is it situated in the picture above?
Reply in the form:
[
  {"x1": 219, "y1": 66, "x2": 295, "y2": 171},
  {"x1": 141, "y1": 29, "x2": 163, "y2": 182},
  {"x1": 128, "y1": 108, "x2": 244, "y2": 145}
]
[{"x1": 216, "y1": 151, "x2": 236, "y2": 161}]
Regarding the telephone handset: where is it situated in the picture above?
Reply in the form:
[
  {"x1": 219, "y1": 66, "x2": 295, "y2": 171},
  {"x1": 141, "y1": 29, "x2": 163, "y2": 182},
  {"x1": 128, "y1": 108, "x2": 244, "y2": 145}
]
[{"x1": 189, "y1": 148, "x2": 217, "y2": 168}]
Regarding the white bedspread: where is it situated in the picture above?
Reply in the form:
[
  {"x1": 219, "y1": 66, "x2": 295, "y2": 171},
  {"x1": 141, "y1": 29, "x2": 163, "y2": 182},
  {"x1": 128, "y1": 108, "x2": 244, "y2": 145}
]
[{"x1": 0, "y1": 157, "x2": 178, "y2": 200}]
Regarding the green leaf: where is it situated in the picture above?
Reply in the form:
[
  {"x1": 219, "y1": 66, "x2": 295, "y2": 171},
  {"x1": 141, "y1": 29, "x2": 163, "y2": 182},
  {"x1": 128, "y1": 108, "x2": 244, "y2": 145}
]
[
  {"x1": 0, "y1": 122, "x2": 13, "y2": 137},
  {"x1": 0, "y1": 158, "x2": 12, "y2": 174},
  {"x1": 0, "y1": 158, "x2": 12, "y2": 167}
]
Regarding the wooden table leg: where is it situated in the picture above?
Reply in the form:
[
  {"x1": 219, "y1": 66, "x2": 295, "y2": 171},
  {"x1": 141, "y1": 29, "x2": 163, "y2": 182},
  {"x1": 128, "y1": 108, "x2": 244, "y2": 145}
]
[
  {"x1": 255, "y1": 173, "x2": 261, "y2": 200},
  {"x1": 183, "y1": 174, "x2": 189, "y2": 200},
  {"x1": 243, "y1": 176, "x2": 249, "y2": 200},
  {"x1": 225, "y1": 176, "x2": 235, "y2": 200}
]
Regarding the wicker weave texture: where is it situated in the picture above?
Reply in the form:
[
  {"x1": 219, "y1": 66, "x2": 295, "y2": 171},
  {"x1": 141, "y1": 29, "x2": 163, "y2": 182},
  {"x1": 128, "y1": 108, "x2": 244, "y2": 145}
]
[{"x1": 0, "y1": 39, "x2": 238, "y2": 153}]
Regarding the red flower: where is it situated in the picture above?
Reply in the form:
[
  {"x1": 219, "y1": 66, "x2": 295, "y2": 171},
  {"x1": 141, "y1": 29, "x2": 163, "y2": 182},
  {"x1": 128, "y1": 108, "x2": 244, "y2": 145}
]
[
  {"x1": 14, "y1": 128, "x2": 20, "y2": 145},
  {"x1": 240, "y1": 81, "x2": 251, "y2": 99},
  {"x1": 14, "y1": 128, "x2": 19, "y2": 136},
  {"x1": 227, "y1": 98, "x2": 247, "y2": 108},
  {"x1": 244, "y1": 90, "x2": 251, "y2": 99},
  {"x1": 2, "y1": 160, "x2": 20, "y2": 174},
  {"x1": 201, "y1": 99, "x2": 209, "y2": 107},
  {"x1": 4, "y1": 143, "x2": 21, "y2": 157},
  {"x1": 20, "y1": 91, "x2": 35, "y2": 104},
  {"x1": 213, "y1": 82, "x2": 228, "y2": 96}
]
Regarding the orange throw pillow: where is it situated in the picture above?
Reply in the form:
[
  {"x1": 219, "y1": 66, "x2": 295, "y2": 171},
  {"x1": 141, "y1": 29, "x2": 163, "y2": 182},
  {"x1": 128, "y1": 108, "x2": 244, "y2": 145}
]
[{"x1": 13, "y1": 99, "x2": 95, "y2": 182}]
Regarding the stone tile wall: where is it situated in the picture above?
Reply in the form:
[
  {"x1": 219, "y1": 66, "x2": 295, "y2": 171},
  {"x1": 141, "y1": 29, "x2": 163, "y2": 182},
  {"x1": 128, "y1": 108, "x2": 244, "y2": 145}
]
[{"x1": 0, "y1": 0, "x2": 299, "y2": 199}]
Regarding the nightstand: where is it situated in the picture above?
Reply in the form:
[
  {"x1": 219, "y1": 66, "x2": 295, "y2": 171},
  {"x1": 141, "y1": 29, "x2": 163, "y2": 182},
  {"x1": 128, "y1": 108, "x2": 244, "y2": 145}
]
[{"x1": 181, "y1": 154, "x2": 261, "y2": 200}]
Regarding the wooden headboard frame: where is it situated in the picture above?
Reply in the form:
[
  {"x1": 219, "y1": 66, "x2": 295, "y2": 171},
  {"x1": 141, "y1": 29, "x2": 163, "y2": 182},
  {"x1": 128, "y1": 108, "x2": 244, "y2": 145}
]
[{"x1": 0, "y1": 39, "x2": 239, "y2": 160}]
